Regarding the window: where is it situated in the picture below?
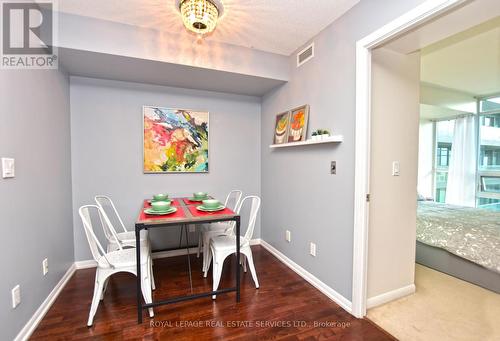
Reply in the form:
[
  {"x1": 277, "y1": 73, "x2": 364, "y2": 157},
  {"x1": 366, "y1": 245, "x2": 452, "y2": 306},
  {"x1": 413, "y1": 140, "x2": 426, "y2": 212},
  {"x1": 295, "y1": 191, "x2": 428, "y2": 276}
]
[
  {"x1": 477, "y1": 198, "x2": 500, "y2": 211},
  {"x1": 433, "y1": 120, "x2": 454, "y2": 202},
  {"x1": 437, "y1": 143, "x2": 451, "y2": 167},
  {"x1": 479, "y1": 96, "x2": 500, "y2": 113},
  {"x1": 481, "y1": 176, "x2": 500, "y2": 193},
  {"x1": 424, "y1": 96, "x2": 500, "y2": 206},
  {"x1": 479, "y1": 113, "x2": 500, "y2": 171},
  {"x1": 477, "y1": 98, "x2": 500, "y2": 206}
]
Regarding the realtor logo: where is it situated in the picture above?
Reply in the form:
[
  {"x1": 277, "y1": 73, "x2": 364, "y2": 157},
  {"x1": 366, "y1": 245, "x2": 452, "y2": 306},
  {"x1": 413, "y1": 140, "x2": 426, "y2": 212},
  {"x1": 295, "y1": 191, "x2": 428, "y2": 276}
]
[{"x1": 1, "y1": 0, "x2": 58, "y2": 69}]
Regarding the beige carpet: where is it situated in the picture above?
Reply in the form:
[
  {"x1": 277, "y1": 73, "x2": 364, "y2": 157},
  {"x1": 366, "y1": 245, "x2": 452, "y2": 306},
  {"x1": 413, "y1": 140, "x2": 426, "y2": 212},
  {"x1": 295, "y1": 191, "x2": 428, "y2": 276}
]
[{"x1": 367, "y1": 264, "x2": 500, "y2": 341}]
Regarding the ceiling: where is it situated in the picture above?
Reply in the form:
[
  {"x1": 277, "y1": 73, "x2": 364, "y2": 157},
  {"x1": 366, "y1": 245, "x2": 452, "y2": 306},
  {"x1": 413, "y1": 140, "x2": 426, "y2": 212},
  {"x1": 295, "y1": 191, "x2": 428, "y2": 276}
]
[
  {"x1": 420, "y1": 104, "x2": 469, "y2": 121},
  {"x1": 58, "y1": 0, "x2": 359, "y2": 56},
  {"x1": 421, "y1": 17, "x2": 500, "y2": 97}
]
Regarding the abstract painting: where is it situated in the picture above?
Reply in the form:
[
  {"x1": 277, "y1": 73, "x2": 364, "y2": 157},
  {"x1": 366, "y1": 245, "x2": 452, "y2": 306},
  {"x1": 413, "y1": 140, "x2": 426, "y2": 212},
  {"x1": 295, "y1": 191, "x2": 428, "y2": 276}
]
[
  {"x1": 288, "y1": 105, "x2": 309, "y2": 142},
  {"x1": 143, "y1": 106, "x2": 209, "y2": 173},
  {"x1": 274, "y1": 111, "x2": 290, "y2": 144}
]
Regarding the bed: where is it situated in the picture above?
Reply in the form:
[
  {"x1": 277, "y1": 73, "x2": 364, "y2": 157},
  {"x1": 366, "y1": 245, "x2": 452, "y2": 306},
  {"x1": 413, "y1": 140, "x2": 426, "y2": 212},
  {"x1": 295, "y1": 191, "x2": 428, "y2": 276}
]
[{"x1": 416, "y1": 201, "x2": 500, "y2": 293}]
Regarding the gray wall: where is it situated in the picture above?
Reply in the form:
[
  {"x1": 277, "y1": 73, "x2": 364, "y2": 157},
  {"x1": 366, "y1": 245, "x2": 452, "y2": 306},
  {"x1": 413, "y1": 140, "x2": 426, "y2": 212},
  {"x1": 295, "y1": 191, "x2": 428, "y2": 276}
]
[
  {"x1": 260, "y1": 0, "x2": 427, "y2": 301},
  {"x1": 70, "y1": 77, "x2": 261, "y2": 261},
  {"x1": 0, "y1": 69, "x2": 73, "y2": 340}
]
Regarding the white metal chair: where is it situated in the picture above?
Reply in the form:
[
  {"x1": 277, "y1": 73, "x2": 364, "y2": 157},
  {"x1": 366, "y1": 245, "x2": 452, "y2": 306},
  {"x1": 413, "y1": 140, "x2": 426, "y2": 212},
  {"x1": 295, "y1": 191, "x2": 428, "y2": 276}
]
[
  {"x1": 79, "y1": 205, "x2": 154, "y2": 326},
  {"x1": 95, "y1": 195, "x2": 155, "y2": 290},
  {"x1": 198, "y1": 190, "x2": 243, "y2": 272},
  {"x1": 205, "y1": 196, "x2": 260, "y2": 299},
  {"x1": 94, "y1": 195, "x2": 149, "y2": 251}
]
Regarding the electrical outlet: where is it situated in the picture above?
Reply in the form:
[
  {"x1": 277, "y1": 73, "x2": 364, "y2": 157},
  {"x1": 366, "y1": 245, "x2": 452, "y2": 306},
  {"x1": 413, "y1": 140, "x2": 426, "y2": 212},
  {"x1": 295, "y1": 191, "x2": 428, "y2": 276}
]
[
  {"x1": 310, "y1": 242, "x2": 317, "y2": 257},
  {"x1": 12, "y1": 285, "x2": 21, "y2": 308},
  {"x1": 285, "y1": 230, "x2": 291, "y2": 242},
  {"x1": 42, "y1": 258, "x2": 48, "y2": 276}
]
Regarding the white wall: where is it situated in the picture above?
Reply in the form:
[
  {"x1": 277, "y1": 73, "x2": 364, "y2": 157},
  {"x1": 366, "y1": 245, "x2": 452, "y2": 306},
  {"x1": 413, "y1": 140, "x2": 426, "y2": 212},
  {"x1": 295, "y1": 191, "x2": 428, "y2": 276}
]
[
  {"x1": 70, "y1": 77, "x2": 262, "y2": 261},
  {"x1": 367, "y1": 48, "x2": 420, "y2": 301}
]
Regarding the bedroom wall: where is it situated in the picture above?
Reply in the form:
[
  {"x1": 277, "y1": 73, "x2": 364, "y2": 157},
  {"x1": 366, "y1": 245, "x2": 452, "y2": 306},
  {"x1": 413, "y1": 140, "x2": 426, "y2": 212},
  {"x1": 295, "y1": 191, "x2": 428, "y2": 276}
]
[
  {"x1": 260, "y1": 0, "x2": 427, "y2": 302},
  {"x1": 367, "y1": 47, "x2": 420, "y2": 301},
  {"x1": 70, "y1": 77, "x2": 261, "y2": 261},
  {"x1": 0, "y1": 69, "x2": 74, "y2": 340}
]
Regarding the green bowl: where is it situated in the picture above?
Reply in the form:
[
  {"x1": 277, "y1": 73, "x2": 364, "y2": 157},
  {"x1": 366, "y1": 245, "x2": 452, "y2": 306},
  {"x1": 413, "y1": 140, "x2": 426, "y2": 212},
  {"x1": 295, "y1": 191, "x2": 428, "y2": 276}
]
[
  {"x1": 151, "y1": 201, "x2": 171, "y2": 212},
  {"x1": 202, "y1": 199, "x2": 220, "y2": 209},
  {"x1": 193, "y1": 192, "x2": 208, "y2": 200},
  {"x1": 153, "y1": 194, "x2": 168, "y2": 201}
]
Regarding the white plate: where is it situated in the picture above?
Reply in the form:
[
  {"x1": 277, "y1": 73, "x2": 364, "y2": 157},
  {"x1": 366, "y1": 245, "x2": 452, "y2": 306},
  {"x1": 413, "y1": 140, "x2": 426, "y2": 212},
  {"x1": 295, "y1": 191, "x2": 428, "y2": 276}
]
[
  {"x1": 144, "y1": 207, "x2": 177, "y2": 215},
  {"x1": 196, "y1": 205, "x2": 225, "y2": 212}
]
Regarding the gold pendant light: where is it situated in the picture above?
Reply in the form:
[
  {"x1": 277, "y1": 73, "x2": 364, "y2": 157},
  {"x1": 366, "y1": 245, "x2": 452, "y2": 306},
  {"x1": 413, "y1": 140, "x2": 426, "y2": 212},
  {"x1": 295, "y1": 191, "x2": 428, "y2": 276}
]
[{"x1": 177, "y1": 0, "x2": 224, "y2": 36}]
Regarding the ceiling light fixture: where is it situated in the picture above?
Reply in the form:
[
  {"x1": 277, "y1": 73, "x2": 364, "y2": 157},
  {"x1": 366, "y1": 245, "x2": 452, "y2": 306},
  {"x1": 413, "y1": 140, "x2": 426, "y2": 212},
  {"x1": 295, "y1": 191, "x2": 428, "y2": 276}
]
[{"x1": 176, "y1": 0, "x2": 224, "y2": 37}]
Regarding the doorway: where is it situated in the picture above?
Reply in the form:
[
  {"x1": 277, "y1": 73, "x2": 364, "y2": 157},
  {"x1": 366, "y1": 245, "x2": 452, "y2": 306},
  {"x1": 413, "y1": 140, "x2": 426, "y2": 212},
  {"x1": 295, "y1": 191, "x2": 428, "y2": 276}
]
[{"x1": 352, "y1": 0, "x2": 500, "y2": 318}]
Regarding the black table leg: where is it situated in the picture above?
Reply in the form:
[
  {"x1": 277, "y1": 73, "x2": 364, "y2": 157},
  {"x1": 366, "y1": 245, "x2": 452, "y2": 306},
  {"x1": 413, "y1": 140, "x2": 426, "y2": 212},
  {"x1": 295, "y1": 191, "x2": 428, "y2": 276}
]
[
  {"x1": 135, "y1": 224, "x2": 143, "y2": 324},
  {"x1": 235, "y1": 216, "x2": 241, "y2": 302},
  {"x1": 178, "y1": 225, "x2": 184, "y2": 248},
  {"x1": 184, "y1": 225, "x2": 193, "y2": 293}
]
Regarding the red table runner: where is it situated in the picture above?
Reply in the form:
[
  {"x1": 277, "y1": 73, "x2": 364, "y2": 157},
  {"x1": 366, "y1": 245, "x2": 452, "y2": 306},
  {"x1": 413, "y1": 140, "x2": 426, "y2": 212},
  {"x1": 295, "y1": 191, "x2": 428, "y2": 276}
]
[
  {"x1": 182, "y1": 198, "x2": 205, "y2": 205},
  {"x1": 187, "y1": 204, "x2": 235, "y2": 217}
]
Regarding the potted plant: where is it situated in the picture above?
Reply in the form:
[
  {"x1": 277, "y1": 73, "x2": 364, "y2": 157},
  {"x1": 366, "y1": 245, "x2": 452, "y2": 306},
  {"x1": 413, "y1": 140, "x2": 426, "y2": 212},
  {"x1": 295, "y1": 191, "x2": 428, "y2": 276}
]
[
  {"x1": 311, "y1": 129, "x2": 331, "y2": 140},
  {"x1": 320, "y1": 129, "x2": 331, "y2": 139}
]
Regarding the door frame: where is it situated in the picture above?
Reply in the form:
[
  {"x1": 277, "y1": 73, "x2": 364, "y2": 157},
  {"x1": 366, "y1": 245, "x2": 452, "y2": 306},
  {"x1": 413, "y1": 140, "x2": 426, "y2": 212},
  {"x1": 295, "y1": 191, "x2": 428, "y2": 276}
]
[{"x1": 351, "y1": 0, "x2": 467, "y2": 318}]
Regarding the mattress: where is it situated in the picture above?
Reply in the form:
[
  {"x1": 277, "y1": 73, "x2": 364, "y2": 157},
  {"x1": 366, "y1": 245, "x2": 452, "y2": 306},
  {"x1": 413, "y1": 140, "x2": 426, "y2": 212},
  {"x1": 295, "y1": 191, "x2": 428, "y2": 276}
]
[{"x1": 416, "y1": 201, "x2": 500, "y2": 274}]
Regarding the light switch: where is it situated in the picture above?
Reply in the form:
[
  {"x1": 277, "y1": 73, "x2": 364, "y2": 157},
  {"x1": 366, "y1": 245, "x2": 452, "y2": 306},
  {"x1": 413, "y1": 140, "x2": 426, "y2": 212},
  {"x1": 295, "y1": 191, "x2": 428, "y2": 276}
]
[
  {"x1": 392, "y1": 161, "x2": 400, "y2": 176},
  {"x1": 12, "y1": 285, "x2": 21, "y2": 309},
  {"x1": 2, "y1": 158, "x2": 15, "y2": 178}
]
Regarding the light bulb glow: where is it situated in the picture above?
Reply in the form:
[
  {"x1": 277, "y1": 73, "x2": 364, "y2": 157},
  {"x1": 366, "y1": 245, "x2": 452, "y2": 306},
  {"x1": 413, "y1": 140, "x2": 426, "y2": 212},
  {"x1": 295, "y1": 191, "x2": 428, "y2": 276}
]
[{"x1": 180, "y1": 0, "x2": 219, "y2": 35}]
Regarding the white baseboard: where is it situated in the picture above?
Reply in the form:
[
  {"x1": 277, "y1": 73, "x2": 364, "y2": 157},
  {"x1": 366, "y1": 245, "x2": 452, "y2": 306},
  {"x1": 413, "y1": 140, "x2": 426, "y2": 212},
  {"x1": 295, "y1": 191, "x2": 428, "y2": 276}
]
[
  {"x1": 14, "y1": 264, "x2": 76, "y2": 341},
  {"x1": 74, "y1": 259, "x2": 98, "y2": 269},
  {"x1": 250, "y1": 238, "x2": 261, "y2": 246},
  {"x1": 366, "y1": 284, "x2": 416, "y2": 309},
  {"x1": 259, "y1": 239, "x2": 352, "y2": 313}
]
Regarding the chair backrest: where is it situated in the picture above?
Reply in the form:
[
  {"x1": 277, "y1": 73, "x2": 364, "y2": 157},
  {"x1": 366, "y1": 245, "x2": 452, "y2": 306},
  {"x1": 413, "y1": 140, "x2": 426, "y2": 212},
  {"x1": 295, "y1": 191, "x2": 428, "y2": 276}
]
[
  {"x1": 224, "y1": 190, "x2": 243, "y2": 212},
  {"x1": 238, "y1": 196, "x2": 261, "y2": 242},
  {"x1": 78, "y1": 205, "x2": 120, "y2": 266},
  {"x1": 95, "y1": 195, "x2": 128, "y2": 242}
]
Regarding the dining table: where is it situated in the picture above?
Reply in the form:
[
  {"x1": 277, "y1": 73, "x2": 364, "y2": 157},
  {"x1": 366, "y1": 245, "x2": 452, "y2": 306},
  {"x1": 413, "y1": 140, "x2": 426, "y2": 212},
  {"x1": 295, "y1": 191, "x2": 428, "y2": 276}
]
[{"x1": 134, "y1": 197, "x2": 241, "y2": 324}]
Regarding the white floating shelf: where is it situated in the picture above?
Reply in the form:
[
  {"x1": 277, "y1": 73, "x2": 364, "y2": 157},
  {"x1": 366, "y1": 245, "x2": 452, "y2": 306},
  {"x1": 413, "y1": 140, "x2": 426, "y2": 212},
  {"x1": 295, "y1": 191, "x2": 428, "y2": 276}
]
[{"x1": 269, "y1": 135, "x2": 344, "y2": 148}]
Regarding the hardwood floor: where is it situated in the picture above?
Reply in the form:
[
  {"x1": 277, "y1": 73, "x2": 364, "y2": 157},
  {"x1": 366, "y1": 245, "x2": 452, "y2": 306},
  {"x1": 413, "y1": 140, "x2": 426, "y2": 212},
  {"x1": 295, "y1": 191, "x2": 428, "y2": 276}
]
[{"x1": 31, "y1": 246, "x2": 395, "y2": 340}]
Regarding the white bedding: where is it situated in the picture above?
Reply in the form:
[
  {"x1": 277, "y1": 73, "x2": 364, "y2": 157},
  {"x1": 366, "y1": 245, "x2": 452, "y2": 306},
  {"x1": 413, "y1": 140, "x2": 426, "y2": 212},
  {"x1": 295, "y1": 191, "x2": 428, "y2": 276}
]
[{"x1": 416, "y1": 201, "x2": 500, "y2": 274}]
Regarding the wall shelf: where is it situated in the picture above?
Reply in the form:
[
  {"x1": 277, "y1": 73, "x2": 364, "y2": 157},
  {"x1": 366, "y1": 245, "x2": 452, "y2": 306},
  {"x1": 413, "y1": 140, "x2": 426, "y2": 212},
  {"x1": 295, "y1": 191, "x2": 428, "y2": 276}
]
[{"x1": 269, "y1": 135, "x2": 343, "y2": 148}]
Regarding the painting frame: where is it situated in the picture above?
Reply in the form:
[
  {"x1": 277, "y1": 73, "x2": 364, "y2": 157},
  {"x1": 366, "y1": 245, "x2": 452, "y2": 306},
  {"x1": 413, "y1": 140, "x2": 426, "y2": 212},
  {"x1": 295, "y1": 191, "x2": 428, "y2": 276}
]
[
  {"x1": 288, "y1": 104, "x2": 309, "y2": 142},
  {"x1": 273, "y1": 111, "x2": 291, "y2": 144},
  {"x1": 142, "y1": 105, "x2": 210, "y2": 174}
]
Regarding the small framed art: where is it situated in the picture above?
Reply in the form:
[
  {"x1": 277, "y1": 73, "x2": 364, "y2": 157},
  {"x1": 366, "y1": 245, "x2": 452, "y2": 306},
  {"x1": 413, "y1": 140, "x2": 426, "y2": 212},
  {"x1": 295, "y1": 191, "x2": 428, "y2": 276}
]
[{"x1": 274, "y1": 111, "x2": 290, "y2": 144}]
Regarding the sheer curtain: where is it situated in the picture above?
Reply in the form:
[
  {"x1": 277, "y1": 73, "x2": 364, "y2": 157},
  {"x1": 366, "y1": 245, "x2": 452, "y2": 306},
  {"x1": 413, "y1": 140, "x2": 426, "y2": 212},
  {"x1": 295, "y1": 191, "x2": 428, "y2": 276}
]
[{"x1": 445, "y1": 115, "x2": 476, "y2": 207}]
